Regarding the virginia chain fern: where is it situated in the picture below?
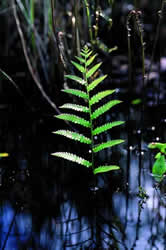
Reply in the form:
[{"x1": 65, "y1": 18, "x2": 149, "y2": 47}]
[{"x1": 52, "y1": 45, "x2": 125, "y2": 174}]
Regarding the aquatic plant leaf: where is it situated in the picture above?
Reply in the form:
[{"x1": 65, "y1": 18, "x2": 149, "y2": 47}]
[
  {"x1": 56, "y1": 114, "x2": 90, "y2": 128},
  {"x1": 65, "y1": 75, "x2": 86, "y2": 85},
  {"x1": 152, "y1": 155, "x2": 166, "y2": 177},
  {"x1": 86, "y1": 54, "x2": 97, "y2": 67},
  {"x1": 93, "y1": 139, "x2": 124, "y2": 153},
  {"x1": 53, "y1": 130, "x2": 91, "y2": 144},
  {"x1": 86, "y1": 63, "x2": 102, "y2": 78},
  {"x1": 92, "y1": 100, "x2": 122, "y2": 120},
  {"x1": 75, "y1": 56, "x2": 86, "y2": 64},
  {"x1": 60, "y1": 103, "x2": 89, "y2": 113},
  {"x1": 90, "y1": 90, "x2": 116, "y2": 106},
  {"x1": 87, "y1": 75, "x2": 107, "y2": 92},
  {"x1": 62, "y1": 89, "x2": 88, "y2": 100},
  {"x1": 93, "y1": 165, "x2": 120, "y2": 174},
  {"x1": 93, "y1": 121, "x2": 125, "y2": 136},
  {"x1": 148, "y1": 142, "x2": 166, "y2": 154},
  {"x1": 71, "y1": 60, "x2": 85, "y2": 73},
  {"x1": 52, "y1": 152, "x2": 92, "y2": 167}
]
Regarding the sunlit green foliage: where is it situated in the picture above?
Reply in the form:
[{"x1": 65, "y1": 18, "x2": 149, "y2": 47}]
[
  {"x1": 52, "y1": 45, "x2": 124, "y2": 174},
  {"x1": 148, "y1": 142, "x2": 166, "y2": 181}
]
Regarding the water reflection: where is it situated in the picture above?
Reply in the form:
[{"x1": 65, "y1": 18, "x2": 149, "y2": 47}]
[{"x1": 0, "y1": 105, "x2": 165, "y2": 249}]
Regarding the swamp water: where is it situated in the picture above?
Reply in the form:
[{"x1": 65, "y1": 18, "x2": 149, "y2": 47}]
[{"x1": 0, "y1": 68, "x2": 166, "y2": 250}]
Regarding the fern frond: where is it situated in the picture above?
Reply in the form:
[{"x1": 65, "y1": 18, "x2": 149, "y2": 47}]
[
  {"x1": 90, "y1": 90, "x2": 116, "y2": 106},
  {"x1": 93, "y1": 139, "x2": 124, "y2": 153},
  {"x1": 87, "y1": 75, "x2": 107, "y2": 92},
  {"x1": 86, "y1": 54, "x2": 97, "y2": 67},
  {"x1": 51, "y1": 152, "x2": 92, "y2": 167},
  {"x1": 65, "y1": 75, "x2": 86, "y2": 85},
  {"x1": 93, "y1": 121, "x2": 125, "y2": 136},
  {"x1": 92, "y1": 100, "x2": 122, "y2": 120},
  {"x1": 71, "y1": 60, "x2": 85, "y2": 73},
  {"x1": 60, "y1": 103, "x2": 89, "y2": 113},
  {"x1": 62, "y1": 89, "x2": 88, "y2": 100},
  {"x1": 80, "y1": 50, "x2": 93, "y2": 59},
  {"x1": 75, "y1": 56, "x2": 86, "y2": 64},
  {"x1": 93, "y1": 165, "x2": 120, "y2": 174},
  {"x1": 86, "y1": 63, "x2": 102, "y2": 78},
  {"x1": 53, "y1": 130, "x2": 91, "y2": 144},
  {"x1": 56, "y1": 114, "x2": 90, "y2": 128}
]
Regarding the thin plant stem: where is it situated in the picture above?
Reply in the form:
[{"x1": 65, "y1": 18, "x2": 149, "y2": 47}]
[
  {"x1": 147, "y1": 0, "x2": 166, "y2": 83},
  {"x1": 83, "y1": 0, "x2": 93, "y2": 43},
  {"x1": 12, "y1": 0, "x2": 60, "y2": 114}
]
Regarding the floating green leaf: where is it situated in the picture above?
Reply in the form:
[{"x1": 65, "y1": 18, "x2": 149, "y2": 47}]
[
  {"x1": 93, "y1": 139, "x2": 124, "y2": 153},
  {"x1": 93, "y1": 165, "x2": 120, "y2": 174},
  {"x1": 53, "y1": 130, "x2": 91, "y2": 144},
  {"x1": 51, "y1": 152, "x2": 91, "y2": 167}
]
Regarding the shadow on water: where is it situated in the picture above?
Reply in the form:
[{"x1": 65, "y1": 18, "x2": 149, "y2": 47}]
[{"x1": 0, "y1": 88, "x2": 165, "y2": 250}]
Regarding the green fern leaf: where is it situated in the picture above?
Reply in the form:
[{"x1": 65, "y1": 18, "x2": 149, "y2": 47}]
[
  {"x1": 65, "y1": 75, "x2": 86, "y2": 85},
  {"x1": 87, "y1": 75, "x2": 107, "y2": 92},
  {"x1": 60, "y1": 103, "x2": 89, "y2": 113},
  {"x1": 71, "y1": 60, "x2": 85, "y2": 73},
  {"x1": 80, "y1": 50, "x2": 93, "y2": 59},
  {"x1": 75, "y1": 56, "x2": 86, "y2": 64},
  {"x1": 51, "y1": 152, "x2": 92, "y2": 167},
  {"x1": 53, "y1": 130, "x2": 91, "y2": 144},
  {"x1": 90, "y1": 90, "x2": 116, "y2": 106},
  {"x1": 86, "y1": 54, "x2": 97, "y2": 67},
  {"x1": 56, "y1": 113, "x2": 90, "y2": 128},
  {"x1": 86, "y1": 63, "x2": 102, "y2": 78},
  {"x1": 93, "y1": 165, "x2": 120, "y2": 174},
  {"x1": 93, "y1": 121, "x2": 125, "y2": 135},
  {"x1": 93, "y1": 139, "x2": 124, "y2": 153},
  {"x1": 62, "y1": 89, "x2": 88, "y2": 100},
  {"x1": 92, "y1": 100, "x2": 122, "y2": 120}
]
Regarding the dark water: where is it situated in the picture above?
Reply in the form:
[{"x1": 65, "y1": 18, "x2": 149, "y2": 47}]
[{"x1": 0, "y1": 94, "x2": 165, "y2": 250}]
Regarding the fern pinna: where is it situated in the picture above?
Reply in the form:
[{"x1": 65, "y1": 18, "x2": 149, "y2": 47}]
[{"x1": 52, "y1": 45, "x2": 124, "y2": 174}]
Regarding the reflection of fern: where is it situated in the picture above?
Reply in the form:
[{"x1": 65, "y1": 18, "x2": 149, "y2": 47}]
[{"x1": 52, "y1": 45, "x2": 124, "y2": 174}]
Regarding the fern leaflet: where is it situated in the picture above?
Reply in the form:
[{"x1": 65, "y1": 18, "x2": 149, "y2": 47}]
[
  {"x1": 60, "y1": 103, "x2": 89, "y2": 113},
  {"x1": 92, "y1": 100, "x2": 122, "y2": 120},
  {"x1": 93, "y1": 139, "x2": 125, "y2": 153},
  {"x1": 56, "y1": 114, "x2": 90, "y2": 128},
  {"x1": 52, "y1": 152, "x2": 91, "y2": 167},
  {"x1": 53, "y1": 130, "x2": 91, "y2": 144}
]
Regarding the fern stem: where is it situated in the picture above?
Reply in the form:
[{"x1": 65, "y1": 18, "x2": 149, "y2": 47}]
[
  {"x1": 83, "y1": 56, "x2": 95, "y2": 171},
  {"x1": 83, "y1": 0, "x2": 93, "y2": 43}
]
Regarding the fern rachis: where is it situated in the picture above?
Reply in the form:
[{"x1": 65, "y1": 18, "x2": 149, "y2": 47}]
[{"x1": 52, "y1": 45, "x2": 125, "y2": 174}]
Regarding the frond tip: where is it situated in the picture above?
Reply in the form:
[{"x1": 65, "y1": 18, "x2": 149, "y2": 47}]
[{"x1": 51, "y1": 152, "x2": 92, "y2": 167}]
